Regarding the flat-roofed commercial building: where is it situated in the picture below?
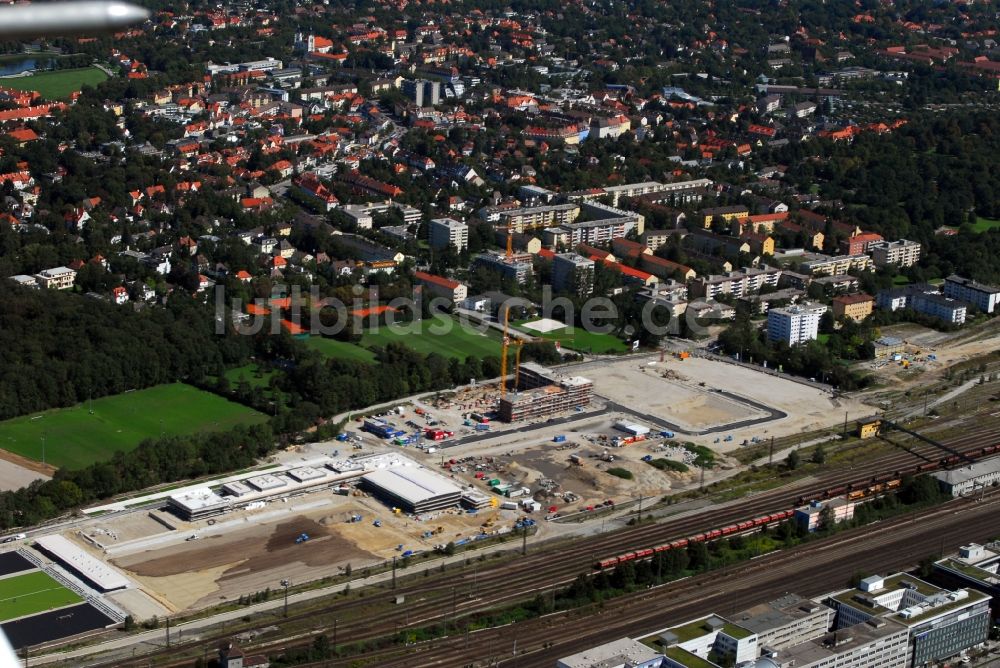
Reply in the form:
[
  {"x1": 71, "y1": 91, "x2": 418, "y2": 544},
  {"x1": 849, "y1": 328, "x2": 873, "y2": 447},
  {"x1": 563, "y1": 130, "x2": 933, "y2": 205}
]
[
  {"x1": 168, "y1": 488, "x2": 232, "y2": 521},
  {"x1": 557, "y1": 637, "x2": 663, "y2": 668},
  {"x1": 825, "y1": 573, "x2": 991, "y2": 667},
  {"x1": 732, "y1": 594, "x2": 834, "y2": 653},
  {"x1": 360, "y1": 466, "x2": 463, "y2": 513}
]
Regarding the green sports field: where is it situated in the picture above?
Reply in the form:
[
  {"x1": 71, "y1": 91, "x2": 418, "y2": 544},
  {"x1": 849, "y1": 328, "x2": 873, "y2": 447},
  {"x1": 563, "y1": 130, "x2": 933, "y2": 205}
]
[
  {"x1": 515, "y1": 320, "x2": 628, "y2": 354},
  {"x1": 0, "y1": 571, "x2": 82, "y2": 622},
  {"x1": 0, "y1": 384, "x2": 268, "y2": 470},
  {"x1": 360, "y1": 316, "x2": 502, "y2": 360},
  {"x1": 0, "y1": 66, "x2": 108, "y2": 99},
  {"x1": 305, "y1": 337, "x2": 378, "y2": 363}
]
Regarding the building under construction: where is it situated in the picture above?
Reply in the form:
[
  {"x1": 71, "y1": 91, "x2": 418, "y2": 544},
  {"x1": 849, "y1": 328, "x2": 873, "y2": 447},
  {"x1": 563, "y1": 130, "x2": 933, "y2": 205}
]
[{"x1": 497, "y1": 363, "x2": 593, "y2": 422}]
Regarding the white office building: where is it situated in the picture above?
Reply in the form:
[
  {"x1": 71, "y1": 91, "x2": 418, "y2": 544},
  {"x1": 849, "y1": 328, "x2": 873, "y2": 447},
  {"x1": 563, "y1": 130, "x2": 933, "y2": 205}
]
[
  {"x1": 767, "y1": 302, "x2": 826, "y2": 345},
  {"x1": 869, "y1": 239, "x2": 921, "y2": 267},
  {"x1": 428, "y1": 217, "x2": 469, "y2": 252}
]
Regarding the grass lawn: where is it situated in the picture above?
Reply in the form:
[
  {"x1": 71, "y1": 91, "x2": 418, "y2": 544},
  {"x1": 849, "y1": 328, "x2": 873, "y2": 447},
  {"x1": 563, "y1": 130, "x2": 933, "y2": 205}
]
[
  {"x1": 0, "y1": 571, "x2": 82, "y2": 622},
  {"x1": 0, "y1": 384, "x2": 268, "y2": 470},
  {"x1": 305, "y1": 337, "x2": 378, "y2": 363},
  {"x1": 515, "y1": 320, "x2": 628, "y2": 354},
  {"x1": 0, "y1": 66, "x2": 107, "y2": 99},
  {"x1": 361, "y1": 316, "x2": 502, "y2": 360},
  {"x1": 971, "y1": 217, "x2": 1000, "y2": 233},
  {"x1": 892, "y1": 275, "x2": 911, "y2": 286},
  {"x1": 817, "y1": 333, "x2": 831, "y2": 344},
  {"x1": 224, "y1": 364, "x2": 278, "y2": 389}
]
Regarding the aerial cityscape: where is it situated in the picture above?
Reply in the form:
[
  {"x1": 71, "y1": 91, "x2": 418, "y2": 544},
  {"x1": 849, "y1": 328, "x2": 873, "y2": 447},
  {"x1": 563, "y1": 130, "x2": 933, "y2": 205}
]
[{"x1": 0, "y1": 0, "x2": 999, "y2": 666}]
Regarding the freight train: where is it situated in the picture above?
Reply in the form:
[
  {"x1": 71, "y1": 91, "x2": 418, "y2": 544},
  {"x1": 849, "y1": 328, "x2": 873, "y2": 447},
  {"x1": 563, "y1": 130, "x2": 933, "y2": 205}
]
[
  {"x1": 593, "y1": 510, "x2": 795, "y2": 570},
  {"x1": 794, "y1": 443, "x2": 1000, "y2": 506}
]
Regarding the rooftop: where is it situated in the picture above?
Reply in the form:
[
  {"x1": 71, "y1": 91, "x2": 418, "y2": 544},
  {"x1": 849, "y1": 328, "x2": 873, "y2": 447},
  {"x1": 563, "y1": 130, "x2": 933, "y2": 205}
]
[
  {"x1": 35, "y1": 534, "x2": 131, "y2": 591},
  {"x1": 932, "y1": 456, "x2": 1000, "y2": 487},
  {"x1": 557, "y1": 637, "x2": 663, "y2": 668},
  {"x1": 664, "y1": 646, "x2": 718, "y2": 668},
  {"x1": 361, "y1": 466, "x2": 462, "y2": 505},
  {"x1": 735, "y1": 594, "x2": 829, "y2": 635}
]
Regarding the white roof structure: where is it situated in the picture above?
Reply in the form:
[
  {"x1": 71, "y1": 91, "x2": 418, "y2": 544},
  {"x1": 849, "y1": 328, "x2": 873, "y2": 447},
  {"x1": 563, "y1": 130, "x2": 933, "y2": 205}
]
[
  {"x1": 361, "y1": 467, "x2": 462, "y2": 512},
  {"x1": 35, "y1": 534, "x2": 130, "y2": 591},
  {"x1": 556, "y1": 637, "x2": 663, "y2": 668},
  {"x1": 287, "y1": 466, "x2": 327, "y2": 482},
  {"x1": 246, "y1": 474, "x2": 287, "y2": 491},
  {"x1": 170, "y1": 488, "x2": 230, "y2": 512}
]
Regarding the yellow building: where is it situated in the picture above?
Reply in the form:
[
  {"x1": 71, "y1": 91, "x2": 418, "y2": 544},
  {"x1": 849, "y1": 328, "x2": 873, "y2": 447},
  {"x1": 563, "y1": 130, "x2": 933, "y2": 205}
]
[
  {"x1": 700, "y1": 205, "x2": 750, "y2": 229},
  {"x1": 856, "y1": 419, "x2": 881, "y2": 439},
  {"x1": 831, "y1": 293, "x2": 874, "y2": 322}
]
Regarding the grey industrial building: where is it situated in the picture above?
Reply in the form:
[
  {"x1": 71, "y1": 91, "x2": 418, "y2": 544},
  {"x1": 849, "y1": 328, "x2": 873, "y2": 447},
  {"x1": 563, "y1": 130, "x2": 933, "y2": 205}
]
[{"x1": 360, "y1": 467, "x2": 463, "y2": 513}]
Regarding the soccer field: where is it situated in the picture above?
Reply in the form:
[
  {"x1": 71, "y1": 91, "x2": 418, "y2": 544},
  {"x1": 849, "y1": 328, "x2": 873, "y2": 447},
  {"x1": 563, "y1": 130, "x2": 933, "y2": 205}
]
[
  {"x1": 0, "y1": 384, "x2": 268, "y2": 470},
  {"x1": 0, "y1": 571, "x2": 82, "y2": 622},
  {"x1": 360, "y1": 316, "x2": 502, "y2": 360},
  {"x1": 0, "y1": 66, "x2": 108, "y2": 99},
  {"x1": 305, "y1": 336, "x2": 378, "y2": 363}
]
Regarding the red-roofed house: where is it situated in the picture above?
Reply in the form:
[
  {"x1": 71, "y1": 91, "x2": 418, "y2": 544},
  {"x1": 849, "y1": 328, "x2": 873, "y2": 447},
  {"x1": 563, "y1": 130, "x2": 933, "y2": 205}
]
[
  {"x1": 841, "y1": 231, "x2": 883, "y2": 255},
  {"x1": 414, "y1": 270, "x2": 468, "y2": 303}
]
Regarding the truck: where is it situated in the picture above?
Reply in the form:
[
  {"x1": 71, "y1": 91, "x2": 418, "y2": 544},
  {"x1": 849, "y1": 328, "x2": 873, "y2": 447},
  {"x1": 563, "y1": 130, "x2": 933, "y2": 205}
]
[
  {"x1": 553, "y1": 435, "x2": 567, "y2": 443},
  {"x1": 475, "y1": 423, "x2": 491, "y2": 432},
  {"x1": 1, "y1": 533, "x2": 26, "y2": 543},
  {"x1": 470, "y1": 413, "x2": 490, "y2": 424},
  {"x1": 500, "y1": 501, "x2": 518, "y2": 510},
  {"x1": 659, "y1": 431, "x2": 675, "y2": 438}
]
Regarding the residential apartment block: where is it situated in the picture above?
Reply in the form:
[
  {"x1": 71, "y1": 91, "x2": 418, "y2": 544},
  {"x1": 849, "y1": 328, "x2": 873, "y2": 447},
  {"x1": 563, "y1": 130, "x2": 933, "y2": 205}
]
[
  {"x1": 552, "y1": 253, "x2": 595, "y2": 296},
  {"x1": 799, "y1": 253, "x2": 873, "y2": 276},
  {"x1": 877, "y1": 285, "x2": 967, "y2": 325},
  {"x1": 689, "y1": 266, "x2": 781, "y2": 299},
  {"x1": 869, "y1": 239, "x2": 921, "y2": 267},
  {"x1": 497, "y1": 203, "x2": 580, "y2": 233},
  {"x1": 767, "y1": 302, "x2": 827, "y2": 345},
  {"x1": 944, "y1": 274, "x2": 1000, "y2": 314},
  {"x1": 34, "y1": 266, "x2": 77, "y2": 290},
  {"x1": 428, "y1": 217, "x2": 469, "y2": 252},
  {"x1": 413, "y1": 271, "x2": 468, "y2": 303},
  {"x1": 831, "y1": 293, "x2": 874, "y2": 322}
]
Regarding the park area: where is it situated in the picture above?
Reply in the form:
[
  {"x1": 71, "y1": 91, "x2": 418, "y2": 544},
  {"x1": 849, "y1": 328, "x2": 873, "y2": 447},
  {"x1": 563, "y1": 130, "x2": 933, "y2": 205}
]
[
  {"x1": 0, "y1": 571, "x2": 82, "y2": 622},
  {"x1": 0, "y1": 66, "x2": 107, "y2": 99},
  {"x1": 0, "y1": 384, "x2": 268, "y2": 470}
]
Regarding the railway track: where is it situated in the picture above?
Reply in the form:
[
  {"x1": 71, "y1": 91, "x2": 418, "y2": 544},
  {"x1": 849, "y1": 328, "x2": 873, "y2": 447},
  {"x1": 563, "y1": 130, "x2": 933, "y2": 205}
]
[
  {"x1": 318, "y1": 492, "x2": 1000, "y2": 668},
  {"x1": 78, "y1": 423, "x2": 1000, "y2": 668}
]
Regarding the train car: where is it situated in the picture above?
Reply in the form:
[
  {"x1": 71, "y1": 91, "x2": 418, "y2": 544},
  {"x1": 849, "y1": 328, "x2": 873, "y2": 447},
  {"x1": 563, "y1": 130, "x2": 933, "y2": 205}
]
[
  {"x1": 847, "y1": 490, "x2": 866, "y2": 501},
  {"x1": 617, "y1": 551, "x2": 637, "y2": 563},
  {"x1": 653, "y1": 544, "x2": 672, "y2": 553},
  {"x1": 635, "y1": 548, "x2": 654, "y2": 559},
  {"x1": 941, "y1": 455, "x2": 962, "y2": 467},
  {"x1": 916, "y1": 462, "x2": 937, "y2": 473},
  {"x1": 738, "y1": 521, "x2": 754, "y2": 531},
  {"x1": 752, "y1": 515, "x2": 771, "y2": 527},
  {"x1": 885, "y1": 479, "x2": 901, "y2": 490},
  {"x1": 595, "y1": 557, "x2": 619, "y2": 569},
  {"x1": 690, "y1": 533, "x2": 707, "y2": 543},
  {"x1": 823, "y1": 485, "x2": 848, "y2": 499},
  {"x1": 707, "y1": 529, "x2": 723, "y2": 540},
  {"x1": 671, "y1": 539, "x2": 689, "y2": 549},
  {"x1": 721, "y1": 525, "x2": 738, "y2": 536},
  {"x1": 982, "y1": 444, "x2": 999, "y2": 456}
]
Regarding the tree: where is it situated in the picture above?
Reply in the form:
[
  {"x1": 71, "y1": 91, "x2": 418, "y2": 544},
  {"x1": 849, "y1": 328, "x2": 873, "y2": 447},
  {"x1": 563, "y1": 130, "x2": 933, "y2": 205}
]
[
  {"x1": 818, "y1": 505, "x2": 836, "y2": 533},
  {"x1": 811, "y1": 445, "x2": 826, "y2": 465},
  {"x1": 786, "y1": 449, "x2": 801, "y2": 471}
]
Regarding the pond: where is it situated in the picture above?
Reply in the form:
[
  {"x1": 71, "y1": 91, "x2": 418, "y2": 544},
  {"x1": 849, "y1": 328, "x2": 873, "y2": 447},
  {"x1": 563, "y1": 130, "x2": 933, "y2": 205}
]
[{"x1": 0, "y1": 57, "x2": 56, "y2": 77}]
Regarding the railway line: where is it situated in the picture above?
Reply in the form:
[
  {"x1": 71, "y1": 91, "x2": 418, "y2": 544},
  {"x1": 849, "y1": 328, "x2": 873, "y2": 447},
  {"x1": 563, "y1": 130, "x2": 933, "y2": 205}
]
[
  {"x1": 319, "y1": 491, "x2": 1000, "y2": 668},
  {"x1": 72, "y1": 422, "x2": 1000, "y2": 668}
]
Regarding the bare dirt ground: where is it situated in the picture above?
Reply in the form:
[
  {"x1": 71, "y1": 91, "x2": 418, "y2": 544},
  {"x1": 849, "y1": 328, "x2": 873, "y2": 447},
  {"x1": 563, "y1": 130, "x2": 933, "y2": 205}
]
[{"x1": 0, "y1": 457, "x2": 49, "y2": 492}]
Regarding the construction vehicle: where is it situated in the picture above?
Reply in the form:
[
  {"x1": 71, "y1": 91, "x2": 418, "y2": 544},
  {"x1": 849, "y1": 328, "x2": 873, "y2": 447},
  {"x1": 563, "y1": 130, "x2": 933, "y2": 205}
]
[
  {"x1": 295, "y1": 533, "x2": 310, "y2": 544},
  {"x1": 348, "y1": 514, "x2": 363, "y2": 523},
  {"x1": 373, "y1": 519, "x2": 382, "y2": 527}
]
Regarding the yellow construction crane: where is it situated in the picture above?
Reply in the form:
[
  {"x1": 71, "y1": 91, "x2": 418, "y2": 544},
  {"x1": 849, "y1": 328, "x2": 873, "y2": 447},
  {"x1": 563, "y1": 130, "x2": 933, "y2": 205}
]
[
  {"x1": 505, "y1": 222, "x2": 514, "y2": 258},
  {"x1": 500, "y1": 306, "x2": 510, "y2": 400}
]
